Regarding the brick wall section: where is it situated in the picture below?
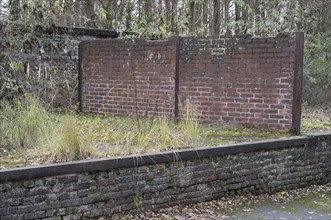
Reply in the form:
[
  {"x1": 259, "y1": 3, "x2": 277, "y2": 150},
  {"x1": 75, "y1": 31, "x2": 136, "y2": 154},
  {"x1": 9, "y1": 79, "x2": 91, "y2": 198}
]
[
  {"x1": 80, "y1": 38, "x2": 177, "y2": 117},
  {"x1": 179, "y1": 34, "x2": 295, "y2": 130},
  {"x1": 0, "y1": 133, "x2": 330, "y2": 219},
  {"x1": 13, "y1": 33, "x2": 104, "y2": 108},
  {"x1": 22, "y1": 34, "x2": 99, "y2": 76},
  {"x1": 80, "y1": 33, "x2": 302, "y2": 131}
]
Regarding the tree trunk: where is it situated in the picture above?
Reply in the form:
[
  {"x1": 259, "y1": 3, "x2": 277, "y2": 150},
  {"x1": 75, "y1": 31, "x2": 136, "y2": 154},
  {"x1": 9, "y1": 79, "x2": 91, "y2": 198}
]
[
  {"x1": 158, "y1": 0, "x2": 163, "y2": 17},
  {"x1": 108, "y1": 0, "x2": 118, "y2": 29},
  {"x1": 224, "y1": 0, "x2": 230, "y2": 34},
  {"x1": 241, "y1": 0, "x2": 251, "y2": 34},
  {"x1": 202, "y1": 0, "x2": 209, "y2": 35},
  {"x1": 165, "y1": 0, "x2": 171, "y2": 25},
  {"x1": 188, "y1": 0, "x2": 195, "y2": 33},
  {"x1": 235, "y1": 1, "x2": 241, "y2": 34},
  {"x1": 212, "y1": 0, "x2": 220, "y2": 35},
  {"x1": 171, "y1": 0, "x2": 178, "y2": 34},
  {"x1": 84, "y1": 0, "x2": 96, "y2": 27},
  {"x1": 126, "y1": 0, "x2": 133, "y2": 31},
  {"x1": 144, "y1": 0, "x2": 152, "y2": 23},
  {"x1": 74, "y1": 0, "x2": 82, "y2": 27},
  {"x1": 64, "y1": 0, "x2": 74, "y2": 26}
]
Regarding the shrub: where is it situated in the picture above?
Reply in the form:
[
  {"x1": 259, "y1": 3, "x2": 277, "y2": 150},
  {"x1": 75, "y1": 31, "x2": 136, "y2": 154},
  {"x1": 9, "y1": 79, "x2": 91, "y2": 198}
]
[{"x1": 303, "y1": 33, "x2": 331, "y2": 105}]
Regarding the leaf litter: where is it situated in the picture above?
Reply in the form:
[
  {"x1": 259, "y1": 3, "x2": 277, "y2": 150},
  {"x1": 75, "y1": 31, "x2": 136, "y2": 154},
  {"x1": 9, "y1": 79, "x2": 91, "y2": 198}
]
[{"x1": 122, "y1": 184, "x2": 330, "y2": 220}]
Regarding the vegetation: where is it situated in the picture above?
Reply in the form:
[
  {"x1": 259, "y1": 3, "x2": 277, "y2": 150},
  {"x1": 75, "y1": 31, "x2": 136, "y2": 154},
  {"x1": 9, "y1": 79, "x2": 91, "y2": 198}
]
[
  {"x1": 301, "y1": 105, "x2": 331, "y2": 133},
  {"x1": 47, "y1": 115, "x2": 95, "y2": 162},
  {"x1": 0, "y1": 96, "x2": 329, "y2": 169},
  {"x1": 0, "y1": 95, "x2": 50, "y2": 149},
  {"x1": 303, "y1": 32, "x2": 331, "y2": 105},
  {"x1": 0, "y1": 96, "x2": 297, "y2": 169},
  {"x1": 0, "y1": 96, "x2": 95, "y2": 164},
  {"x1": 0, "y1": 0, "x2": 330, "y2": 106},
  {"x1": 0, "y1": 1, "x2": 330, "y2": 166}
]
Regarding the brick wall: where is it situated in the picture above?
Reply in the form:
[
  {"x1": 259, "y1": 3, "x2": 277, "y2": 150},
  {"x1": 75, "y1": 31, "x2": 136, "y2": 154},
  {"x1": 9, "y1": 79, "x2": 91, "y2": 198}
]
[
  {"x1": 179, "y1": 34, "x2": 297, "y2": 130},
  {"x1": 80, "y1": 38, "x2": 177, "y2": 117},
  {"x1": 7, "y1": 30, "x2": 112, "y2": 108},
  {"x1": 0, "y1": 133, "x2": 330, "y2": 219},
  {"x1": 80, "y1": 33, "x2": 304, "y2": 132}
]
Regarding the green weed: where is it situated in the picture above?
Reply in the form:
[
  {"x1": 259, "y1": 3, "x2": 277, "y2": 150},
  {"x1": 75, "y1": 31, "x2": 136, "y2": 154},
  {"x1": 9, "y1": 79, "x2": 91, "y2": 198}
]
[{"x1": 134, "y1": 193, "x2": 141, "y2": 208}]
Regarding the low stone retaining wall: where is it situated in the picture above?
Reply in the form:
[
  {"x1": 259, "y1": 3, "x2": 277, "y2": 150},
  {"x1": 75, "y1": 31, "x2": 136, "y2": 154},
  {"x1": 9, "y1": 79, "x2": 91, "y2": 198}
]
[{"x1": 0, "y1": 133, "x2": 330, "y2": 219}]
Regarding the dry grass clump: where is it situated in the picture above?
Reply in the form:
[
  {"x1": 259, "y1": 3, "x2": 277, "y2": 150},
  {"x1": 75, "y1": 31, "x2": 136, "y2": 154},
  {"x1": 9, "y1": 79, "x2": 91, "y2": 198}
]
[
  {"x1": 0, "y1": 96, "x2": 50, "y2": 149},
  {"x1": 178, "y1": 101, "x2": 202, "y2": 147},
  {"x1": 0, "y1": 96, "x2": 96, "y2": 164},
  {"x1": 47, "y1": 115, "x2": 95, "y2": 162}
]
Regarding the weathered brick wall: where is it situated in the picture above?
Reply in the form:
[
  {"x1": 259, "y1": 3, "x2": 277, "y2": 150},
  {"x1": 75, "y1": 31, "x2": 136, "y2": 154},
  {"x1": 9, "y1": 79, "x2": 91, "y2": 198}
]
[
  {"x1": 9, "y1": 32, "x2": 104, "y2": 108},
  {"x1": 80, "y1": 33, "x2": 303, "y2": 132},
  {"x1": 0, "y1": 133, "x2": 330, "y2": 219},
  {"x1": 80, "y1": 39, "x2": 177, "y2": 117},
  {"x1": 17, "y1": 27, "x2": 117, "y2": 76},
  {"x1": 179, "y1": 34, "x2": 296, "y2": 130}
]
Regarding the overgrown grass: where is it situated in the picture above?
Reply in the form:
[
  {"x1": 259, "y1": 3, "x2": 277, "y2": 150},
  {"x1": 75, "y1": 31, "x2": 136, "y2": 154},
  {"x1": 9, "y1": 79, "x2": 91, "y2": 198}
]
[
  {"x1": 7, "y1": 97, "x2": 327, "y2": 169},
  {"x1": 0, "y1": 97, "x2": 95, "y2": 164},
  {"x1": 0, "y1": 96, "x2": 50, "y2": 149},
  {"x1": 301, "y1": 106, "x2": 331, "y2": 133},
  {"x1": 46, "y1": 115, "x2": 95, "y2": 162},
  {"x1": 178, "y1": 101, "x2": 202, "y2": 147},
  {"x1": 71, "y1": 105, "x2": 287, "y2": 158},
  {"x1": 70, "y1": 102, "x2": 204, "y2": 157}
]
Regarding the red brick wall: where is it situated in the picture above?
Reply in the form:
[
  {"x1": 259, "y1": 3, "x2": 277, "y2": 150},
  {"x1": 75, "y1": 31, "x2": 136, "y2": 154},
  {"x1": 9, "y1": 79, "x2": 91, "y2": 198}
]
[
  {"x1": 179, "y1": 34, "x2": 296, "y2": 130},
  {"x1": 80, "y1": 33, "x2": 302, "y2": 132},
  {"x1": 80, "y1": 38, "x2": 176, "y2": 118}
]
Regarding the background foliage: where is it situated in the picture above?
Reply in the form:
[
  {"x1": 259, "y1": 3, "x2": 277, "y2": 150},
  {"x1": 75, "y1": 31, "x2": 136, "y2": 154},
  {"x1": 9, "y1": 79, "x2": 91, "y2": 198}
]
[{"x1": 0, "y1": 0, "x2": 330, "y2": 106}]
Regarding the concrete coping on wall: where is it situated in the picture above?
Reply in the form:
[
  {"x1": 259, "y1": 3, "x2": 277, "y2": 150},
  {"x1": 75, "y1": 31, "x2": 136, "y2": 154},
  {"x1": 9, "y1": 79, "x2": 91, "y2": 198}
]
[{"x1": 0, "y1": 132, "x2": 330, "y2": 183}]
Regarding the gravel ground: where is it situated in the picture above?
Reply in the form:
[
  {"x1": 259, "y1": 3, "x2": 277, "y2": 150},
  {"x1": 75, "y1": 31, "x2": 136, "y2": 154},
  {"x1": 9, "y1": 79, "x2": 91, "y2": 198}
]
[{"x1": 122, "y1": 184, "x2": 330, "y2": 220}]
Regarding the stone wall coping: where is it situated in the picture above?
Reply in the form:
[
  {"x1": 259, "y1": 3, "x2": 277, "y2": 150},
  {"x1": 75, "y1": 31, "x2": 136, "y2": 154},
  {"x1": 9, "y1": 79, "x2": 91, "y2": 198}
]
[
  {"x1": 0, "y1": 133, "x2": 330, "y2": 183},
  {"x1": 304, "y1": 132, "x2": 331, "y2": 138}
]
